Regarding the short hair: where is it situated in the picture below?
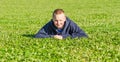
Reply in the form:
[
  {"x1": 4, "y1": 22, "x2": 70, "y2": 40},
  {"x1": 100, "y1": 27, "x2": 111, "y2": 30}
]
[{"x1": 53, "y1": 9, "x2": 64, "y2": 17}]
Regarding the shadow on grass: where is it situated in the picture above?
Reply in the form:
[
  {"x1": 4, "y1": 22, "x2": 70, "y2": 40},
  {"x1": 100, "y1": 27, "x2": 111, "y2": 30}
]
[{"x1": 22, "y1": 34, "x2": 35, "y2": 38}]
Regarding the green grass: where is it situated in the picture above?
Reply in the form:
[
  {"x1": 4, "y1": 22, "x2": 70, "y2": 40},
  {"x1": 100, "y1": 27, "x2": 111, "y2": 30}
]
[{"x1": 0, "y1": 0, "x2": 120, "y2": 62}]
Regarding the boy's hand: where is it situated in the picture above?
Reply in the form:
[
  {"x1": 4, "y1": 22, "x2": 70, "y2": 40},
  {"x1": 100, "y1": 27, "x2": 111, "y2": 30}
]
[{"x1": 54, "y1": 35, "x2": 63, "y2": 40}]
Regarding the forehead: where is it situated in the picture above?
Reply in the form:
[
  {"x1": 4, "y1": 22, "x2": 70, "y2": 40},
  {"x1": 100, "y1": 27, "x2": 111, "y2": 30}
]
[{"x1": 54, "y1": 13, "x2": 65, "y2": 19}]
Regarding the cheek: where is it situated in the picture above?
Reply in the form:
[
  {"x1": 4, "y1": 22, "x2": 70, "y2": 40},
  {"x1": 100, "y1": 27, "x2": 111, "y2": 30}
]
[
  {"x1": 60, "y1": 23, "x2": 64, "y2": 25},
  {"x1": 61, "y1": 21, "x2": 65, "y2": 25},
  {"x1": 54, "y1": 22, "x2": 58, "y2": 25}
]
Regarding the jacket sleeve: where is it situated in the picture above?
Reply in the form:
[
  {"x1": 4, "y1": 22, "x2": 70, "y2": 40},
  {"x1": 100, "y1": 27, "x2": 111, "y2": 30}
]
[
  {"x1": 34, "y1": 24, "x2": 54, "y2": 38},
  {"x1": 61, "y1": 34, "x2": 71, "y2": 39},
  {"x1": 70, "y1": 21, "x2": 88, "y2": 38}
]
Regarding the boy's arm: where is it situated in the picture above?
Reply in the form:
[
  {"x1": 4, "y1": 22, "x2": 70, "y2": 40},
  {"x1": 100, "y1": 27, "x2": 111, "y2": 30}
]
[
  {"x1": 35, "y1": 27, "x2": 54, "y2": 38},
  {"x1": 35, "y1": 22, "x2": 54, "y2": 38},
  {"x1": 70, "y1": 21, "x2": 88, "y2": 38}
]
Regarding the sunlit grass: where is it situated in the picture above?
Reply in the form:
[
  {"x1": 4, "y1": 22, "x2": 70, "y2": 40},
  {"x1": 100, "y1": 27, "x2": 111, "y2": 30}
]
[{"x1": 0, "y1": 0, "x2": 120, "y2": 62}]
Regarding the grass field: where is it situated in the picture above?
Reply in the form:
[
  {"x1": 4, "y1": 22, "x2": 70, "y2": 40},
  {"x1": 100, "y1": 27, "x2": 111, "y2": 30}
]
[{"x1": 0, "y1": 0, "x2": 120, "y2": 62}]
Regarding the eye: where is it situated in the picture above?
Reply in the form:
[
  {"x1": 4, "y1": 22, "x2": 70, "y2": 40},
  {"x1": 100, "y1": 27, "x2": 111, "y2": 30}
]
[
  {"x1": 59, "y1": 20, "x2": 62, "y2": 21},
  {"x1": 54, "y1": 20, "x2": 58, "y2": 21}
]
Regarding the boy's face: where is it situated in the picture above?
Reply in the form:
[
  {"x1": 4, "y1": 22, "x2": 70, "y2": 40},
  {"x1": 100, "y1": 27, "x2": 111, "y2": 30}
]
[{"x1": 53, "y1": 13, "x2": 66, "y2": 29}]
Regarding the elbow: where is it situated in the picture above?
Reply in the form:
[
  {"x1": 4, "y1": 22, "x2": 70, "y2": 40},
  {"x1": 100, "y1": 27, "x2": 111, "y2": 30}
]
[{"x1": 34, "y1": 34, "x2": 40, "y2": 38}]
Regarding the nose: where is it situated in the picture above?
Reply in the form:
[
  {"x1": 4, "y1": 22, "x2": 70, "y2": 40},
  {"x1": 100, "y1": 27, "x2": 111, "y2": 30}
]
[{"x1": 57, "y1": 21, "x2": 60, "y2": 25}]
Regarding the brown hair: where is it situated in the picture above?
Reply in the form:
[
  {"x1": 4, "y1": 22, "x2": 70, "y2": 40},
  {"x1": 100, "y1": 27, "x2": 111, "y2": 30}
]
[{"x1": 53, "y1": 9, "x2": 64, "y2": 17}]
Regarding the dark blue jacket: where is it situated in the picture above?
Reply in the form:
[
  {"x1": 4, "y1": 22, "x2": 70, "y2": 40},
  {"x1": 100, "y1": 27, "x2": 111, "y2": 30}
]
[{"x1": 35, "y1": 17, "x2": 88, "y2": 39}]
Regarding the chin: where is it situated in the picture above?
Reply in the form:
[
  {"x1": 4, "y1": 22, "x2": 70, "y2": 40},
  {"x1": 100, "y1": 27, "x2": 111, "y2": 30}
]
[{"x1": 57, "y1": 27, "x2": 63, "y2": 29}]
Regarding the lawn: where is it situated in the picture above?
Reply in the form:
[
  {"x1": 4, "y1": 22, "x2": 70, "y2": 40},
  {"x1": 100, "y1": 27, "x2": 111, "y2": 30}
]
[{"x1": 0, "y1": 0, "x2": 120, "y2": 62}]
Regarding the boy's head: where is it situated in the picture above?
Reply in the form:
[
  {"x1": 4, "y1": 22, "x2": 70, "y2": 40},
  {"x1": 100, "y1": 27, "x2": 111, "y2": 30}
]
[{"x1": 52, "y1": 9, "x2": 66, "y2": 29}]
